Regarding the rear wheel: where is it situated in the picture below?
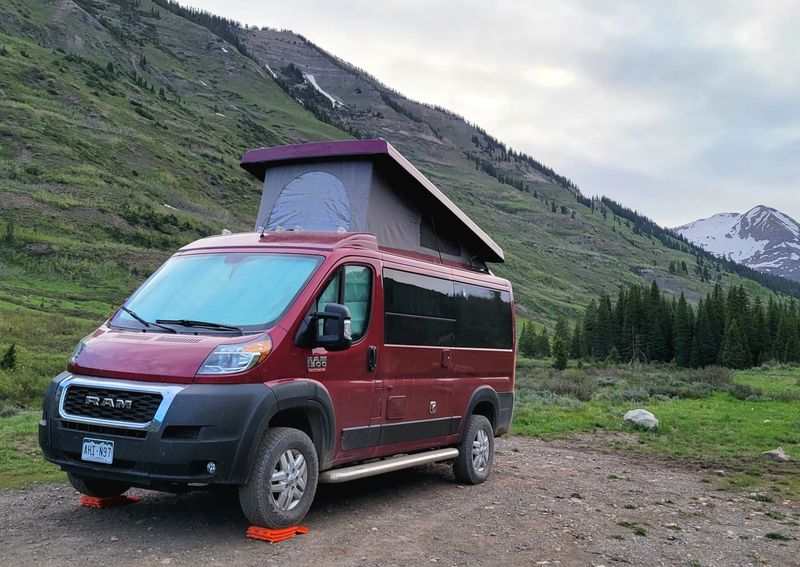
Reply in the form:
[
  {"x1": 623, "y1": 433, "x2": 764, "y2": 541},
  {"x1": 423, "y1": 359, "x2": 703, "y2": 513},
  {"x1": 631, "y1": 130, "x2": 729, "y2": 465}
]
[
  {"x1": 68, "y1": 473, "x2": 130, "y2": 497},
  {"x1": 453, "y1": 414, "x2": 494, "y2": 484},
  {"x1": 239, "y1": 427, "x2": 319, "y2": 528}
]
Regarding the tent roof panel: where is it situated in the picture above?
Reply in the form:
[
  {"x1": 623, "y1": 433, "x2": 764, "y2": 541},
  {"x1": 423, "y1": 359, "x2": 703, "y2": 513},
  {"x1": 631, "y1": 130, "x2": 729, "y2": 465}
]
[{"x1": 240, "y1": 139, "x2": 504, "y2": 263}]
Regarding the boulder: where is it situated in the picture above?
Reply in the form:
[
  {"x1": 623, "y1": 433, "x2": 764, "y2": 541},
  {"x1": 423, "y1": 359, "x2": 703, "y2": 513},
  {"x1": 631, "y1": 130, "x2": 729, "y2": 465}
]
[
  {"x1": 761, "y1": 447, "x2": 790, "y2": 462},
  {"x1": 623, "y1": 409, "x2": 660, "y2": 430}
]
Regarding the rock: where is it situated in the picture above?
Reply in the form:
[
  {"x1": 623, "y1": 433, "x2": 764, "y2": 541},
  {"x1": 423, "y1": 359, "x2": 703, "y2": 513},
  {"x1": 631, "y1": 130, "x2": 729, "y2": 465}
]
[
  {"x1": 623, "y1": 409, "x2": 660, "y2": 430},
  {"x1": 761, "y1": 447, "x2": 790, "y2": 462}
]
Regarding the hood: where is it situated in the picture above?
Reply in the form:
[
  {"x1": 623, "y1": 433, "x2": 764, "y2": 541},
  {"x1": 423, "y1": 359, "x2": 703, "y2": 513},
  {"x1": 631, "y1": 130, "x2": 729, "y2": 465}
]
[{"x1": 68, "y1": 327, "x2": 265, "y2": 383}]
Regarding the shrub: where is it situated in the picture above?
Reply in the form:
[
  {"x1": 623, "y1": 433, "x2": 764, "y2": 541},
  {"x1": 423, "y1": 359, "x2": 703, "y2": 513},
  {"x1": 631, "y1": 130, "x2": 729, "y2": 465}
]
[
  {"x1": 649, "y1": 382, "x2": 712, "y2": 400},
  {"x1": 515, "y1": 390, "x2": 583, "y2": 409},
  {"x1": 608, "y1": 388, "x2": 651, "y2": 402},
  {"x1": 728, "y1": 383, "x2": 762, "y2": 400},
  {"x1": 0, "y1": 344, "x2": 16, "y2": 370},
  {"x1": 540, "y1": 370, "x2": 596, "y2": 401},
  {"x1": 767, "y1": 390, "x2": 800, "y2": 402},
  {"x1": 684, "y1": 366, "x2": 732, "y2": 387}
]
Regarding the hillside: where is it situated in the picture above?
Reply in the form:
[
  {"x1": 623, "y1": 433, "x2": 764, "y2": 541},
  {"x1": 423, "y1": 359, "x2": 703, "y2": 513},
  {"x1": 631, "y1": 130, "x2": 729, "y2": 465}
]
[{"x1": 0, "y1": 0, "x2": 796, "y2": 398}]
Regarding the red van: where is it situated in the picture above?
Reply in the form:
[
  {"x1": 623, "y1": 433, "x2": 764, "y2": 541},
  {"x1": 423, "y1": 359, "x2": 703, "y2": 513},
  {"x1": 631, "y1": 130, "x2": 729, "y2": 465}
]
[{"x1": 39, "y1": 140, "x2": 515, "y2": 528}]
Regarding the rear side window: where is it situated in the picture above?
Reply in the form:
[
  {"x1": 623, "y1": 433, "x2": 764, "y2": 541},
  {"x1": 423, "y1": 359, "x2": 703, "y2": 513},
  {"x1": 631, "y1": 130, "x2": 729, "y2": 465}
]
[
  {"x1": 454, "y1": 282, "x2": 513, "y2": 349},
  {"x1": 383, "y1": 269, "x2": 512, "y2": 349}
]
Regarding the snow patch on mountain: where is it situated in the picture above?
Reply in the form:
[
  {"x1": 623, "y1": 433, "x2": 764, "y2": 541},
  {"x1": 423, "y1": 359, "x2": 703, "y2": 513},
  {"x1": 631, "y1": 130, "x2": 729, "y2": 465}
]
[
  {"x1": 303, "y1": 74, "x2": 342, "y2": 108},
  {"x1": 674, "y1": 205, "x2": 800, "y2": 282}
]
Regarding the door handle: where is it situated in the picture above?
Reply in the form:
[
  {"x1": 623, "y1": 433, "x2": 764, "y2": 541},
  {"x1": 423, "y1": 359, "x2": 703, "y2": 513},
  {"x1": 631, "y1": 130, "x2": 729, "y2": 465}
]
[
  {"x1": 441, "y1": 348, "x2": 452, "y2": 368},
  {"x1": 367, "y1": 346, "x2": 378, "y2": 373}
]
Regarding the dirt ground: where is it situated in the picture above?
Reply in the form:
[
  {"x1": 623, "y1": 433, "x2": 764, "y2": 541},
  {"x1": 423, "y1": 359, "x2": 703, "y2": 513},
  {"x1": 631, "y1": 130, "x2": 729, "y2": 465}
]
[{"x1": 1, "y1": 436, "x2": 797, "y2": 567}]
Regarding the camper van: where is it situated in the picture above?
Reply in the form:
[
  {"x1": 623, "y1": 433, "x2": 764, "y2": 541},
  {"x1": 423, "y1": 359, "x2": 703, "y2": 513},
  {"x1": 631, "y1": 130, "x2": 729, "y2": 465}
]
[{"x1": 39, "y1": 140, "x2": 515, "y2": 528}]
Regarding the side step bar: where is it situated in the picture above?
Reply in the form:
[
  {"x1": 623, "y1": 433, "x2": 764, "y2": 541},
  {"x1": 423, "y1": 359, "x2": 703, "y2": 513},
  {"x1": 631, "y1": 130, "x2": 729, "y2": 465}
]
[{"x1": 319, "y1": 448, "x2": 459, "y2": 484}]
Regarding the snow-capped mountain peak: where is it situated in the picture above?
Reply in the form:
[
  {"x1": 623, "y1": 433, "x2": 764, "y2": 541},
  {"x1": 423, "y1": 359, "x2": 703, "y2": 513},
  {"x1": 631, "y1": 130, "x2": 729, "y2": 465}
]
[{"x1": 673, "y1": 205, "x2": 800, "y2": 281}]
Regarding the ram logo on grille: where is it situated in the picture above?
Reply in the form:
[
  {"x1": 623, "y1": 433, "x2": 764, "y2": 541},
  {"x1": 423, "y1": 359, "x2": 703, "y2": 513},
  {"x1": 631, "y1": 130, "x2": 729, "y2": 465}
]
[{"x1": 85, "y1": 395, "x2": 133, "y2": 410}]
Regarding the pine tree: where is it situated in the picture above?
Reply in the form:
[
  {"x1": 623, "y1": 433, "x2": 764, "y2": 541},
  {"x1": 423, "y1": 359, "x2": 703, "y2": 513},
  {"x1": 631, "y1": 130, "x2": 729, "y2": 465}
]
[
  {"x1": 518, "y1": 321, "x2": 536, "y2": 357},
  {"x1": 537, "y1": 328, "x2": 551, "y2": 358},
  {"x1": 583, "y1": 300, "x2": 599, "y2": 358},
  {"x1": 749, "y1": 297, "x2": 767, "y2": 364},
  {"x1": 720, "y1": 319, "x2": 751, "y2": 369},
  {"x1": 552, "y1": 334, "x2": 568, "y2": 370},
  {"x1": 570, "y1": 320, "x2": 586, "y2": 359},
  {"x1": 0, "y1": 344, "x2": 16, "y2": 370},
  {"x1": 673, "y1": 293, "x2": 693, "y2": 367},
  {"x1": 554, "y1": 315, "x2": 570, "y2": 344},
  {"x1": 597, "y1": 293, "x2": 614, "y2": 358}
]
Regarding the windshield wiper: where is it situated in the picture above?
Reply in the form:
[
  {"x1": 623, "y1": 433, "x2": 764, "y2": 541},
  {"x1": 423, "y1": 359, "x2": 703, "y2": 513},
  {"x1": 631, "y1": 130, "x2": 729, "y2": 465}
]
[
  {"x1": 155, "y1": 319, "x2": 243, "y2": 334},
  {"x1": 120, "y1": 306, "x2": 177, "y2": 333}
]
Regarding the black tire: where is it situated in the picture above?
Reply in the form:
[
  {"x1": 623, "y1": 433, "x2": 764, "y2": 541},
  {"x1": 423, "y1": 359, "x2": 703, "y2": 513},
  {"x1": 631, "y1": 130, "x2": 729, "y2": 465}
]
[
  {"x1": 239, "y1": 427, "x2": 319, "y2": 528},
  {"x1": 453, "y1": 414, "x2": 494, "y2": 484},
  {"x1": 68, "y1": 473, "x2": 130, "y2": 498}
]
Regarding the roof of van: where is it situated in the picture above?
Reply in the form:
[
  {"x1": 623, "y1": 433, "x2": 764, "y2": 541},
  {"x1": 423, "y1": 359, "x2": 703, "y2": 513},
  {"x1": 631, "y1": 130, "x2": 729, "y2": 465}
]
[
  {"x1": 179, "y1": 231, "x2": 379, "y2": 252},
  {"x1": 239, "y1": 139, "x2": 504, "y2": 263}
]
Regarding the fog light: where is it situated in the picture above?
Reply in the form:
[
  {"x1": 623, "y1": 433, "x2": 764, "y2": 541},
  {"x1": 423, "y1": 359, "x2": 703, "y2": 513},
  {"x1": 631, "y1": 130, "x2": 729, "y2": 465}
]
[{"x1": 206, "y1": 462, "x2": 216, "y2": 475}]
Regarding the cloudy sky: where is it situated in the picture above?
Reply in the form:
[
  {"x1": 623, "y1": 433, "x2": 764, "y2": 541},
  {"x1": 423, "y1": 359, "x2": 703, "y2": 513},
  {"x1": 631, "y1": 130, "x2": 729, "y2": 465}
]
[{"x1": 186, "y1": 0, "x2": 799, "y2": 227}]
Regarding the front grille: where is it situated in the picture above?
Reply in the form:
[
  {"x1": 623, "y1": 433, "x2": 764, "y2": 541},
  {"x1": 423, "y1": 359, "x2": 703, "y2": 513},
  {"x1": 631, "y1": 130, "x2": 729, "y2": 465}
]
[
  {"x1": 63, "y1": 386, "x2": 162, "y2": 424},
  {"x1": 61, "y1": 420, "x2": 147, "y2": 439}
]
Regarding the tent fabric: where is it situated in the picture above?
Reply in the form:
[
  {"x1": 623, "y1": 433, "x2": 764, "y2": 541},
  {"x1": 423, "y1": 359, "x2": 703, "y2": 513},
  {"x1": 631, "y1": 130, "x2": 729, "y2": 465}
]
[
  {"x1": 241, "y1": 140, "x2": 504, "y2": 265},
  {"x1": 253, "y1": 158, "x2": 485, "y2": 269}
]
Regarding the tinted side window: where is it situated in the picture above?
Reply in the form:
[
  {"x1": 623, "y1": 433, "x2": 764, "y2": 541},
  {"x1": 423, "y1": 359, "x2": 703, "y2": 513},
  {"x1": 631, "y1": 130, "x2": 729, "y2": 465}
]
[
  {"x1": 384, "y1": 269, "x2": 455, "y2": 346},
  {"x1": 384, "y1": 269, "x2": 513, "y2": 349},
  {"x1": 453, "y1": 282, "x2": 513, "y2": 349}
]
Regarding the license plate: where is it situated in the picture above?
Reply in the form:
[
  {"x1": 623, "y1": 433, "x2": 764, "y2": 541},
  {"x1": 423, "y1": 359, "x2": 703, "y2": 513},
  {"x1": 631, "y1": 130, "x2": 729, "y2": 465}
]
[{"x1": 81, "y1": 438, "x2": 114, "y2": 464}]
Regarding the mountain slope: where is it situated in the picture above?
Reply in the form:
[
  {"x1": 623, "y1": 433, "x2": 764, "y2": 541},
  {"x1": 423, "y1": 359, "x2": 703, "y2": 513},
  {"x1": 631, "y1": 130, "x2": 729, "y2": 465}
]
[
  {"x1": 238, "y1": 25, "x2": 800, "y2": 310},
  {"x1": 0, "y1": 0, "x2": 797, "y2": 395},
  {"x1": 675, "y1": 206, "x2": 800, "y2": 281}
]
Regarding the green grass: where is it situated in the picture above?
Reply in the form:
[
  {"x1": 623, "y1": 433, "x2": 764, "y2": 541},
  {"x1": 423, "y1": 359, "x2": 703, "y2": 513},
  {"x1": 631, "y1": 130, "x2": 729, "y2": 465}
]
[
  {"x1": 0, "y1": 410, "x2": 63, "y2": 488},
  {"x1": 512, "y1": 362, "x2": 800, "y2": 498}
]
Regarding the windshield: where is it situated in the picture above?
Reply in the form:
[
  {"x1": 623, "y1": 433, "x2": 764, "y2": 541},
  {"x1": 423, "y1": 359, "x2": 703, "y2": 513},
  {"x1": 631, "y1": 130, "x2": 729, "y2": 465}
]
[{"x1": 111, "y1": 253, "x2": 321, "y2": 332}]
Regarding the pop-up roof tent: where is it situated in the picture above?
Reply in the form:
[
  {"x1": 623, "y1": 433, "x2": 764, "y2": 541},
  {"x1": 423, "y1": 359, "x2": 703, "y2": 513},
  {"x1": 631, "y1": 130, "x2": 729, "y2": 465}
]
[{"x1": 240, "y1": 139, "x2": 504, "y2": 271}]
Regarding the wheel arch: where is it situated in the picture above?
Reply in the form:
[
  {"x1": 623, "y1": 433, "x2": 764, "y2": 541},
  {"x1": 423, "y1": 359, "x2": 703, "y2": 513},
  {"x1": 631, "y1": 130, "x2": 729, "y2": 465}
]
[
  {"x1": 463, "y1": 386, "x2": 500, "y2": 436},
  {"x1": 235, "y1": 379, "x2": 336, "y2": 483}
]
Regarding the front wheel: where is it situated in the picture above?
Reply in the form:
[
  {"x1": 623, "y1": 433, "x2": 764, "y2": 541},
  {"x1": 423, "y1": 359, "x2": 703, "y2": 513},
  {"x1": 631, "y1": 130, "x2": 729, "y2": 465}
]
[
  {"x1": 68, "y1": 473, "x2": 130, "y2": 497},
  {"x1": 239, "y1": 427, "x2": 319, "y2": 528},
  {"x1": 453, "y1": 415, "x2": 494, "y2": 484}
]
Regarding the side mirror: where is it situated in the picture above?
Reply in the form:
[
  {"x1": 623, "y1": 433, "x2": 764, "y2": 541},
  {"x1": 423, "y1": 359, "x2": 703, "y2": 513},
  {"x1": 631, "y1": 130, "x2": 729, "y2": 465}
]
[{"x1": 295, "y1": 303, "x2": 352, "y2": 352}]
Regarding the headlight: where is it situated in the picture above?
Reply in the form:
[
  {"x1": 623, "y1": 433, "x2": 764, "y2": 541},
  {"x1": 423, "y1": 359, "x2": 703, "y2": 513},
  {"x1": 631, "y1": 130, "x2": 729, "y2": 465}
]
[
  {"x1": 197, "y1": 337, "x2": 272, "y2": 375},
  {"x1": 69, "y1": 337, "x2": 88, "y2": 364}
]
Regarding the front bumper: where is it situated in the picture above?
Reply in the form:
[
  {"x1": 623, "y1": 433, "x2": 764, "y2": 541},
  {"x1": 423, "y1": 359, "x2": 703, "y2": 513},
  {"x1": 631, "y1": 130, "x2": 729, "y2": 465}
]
[{"x1": 39, "y1": 373, "x2": 277, "y2": 490}]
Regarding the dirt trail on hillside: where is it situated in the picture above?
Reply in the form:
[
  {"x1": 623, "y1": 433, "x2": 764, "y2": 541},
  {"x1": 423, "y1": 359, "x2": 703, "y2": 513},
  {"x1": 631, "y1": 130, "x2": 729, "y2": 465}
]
[{"x1": 1, "y1": 436, "x2": 797, "y2": 567}]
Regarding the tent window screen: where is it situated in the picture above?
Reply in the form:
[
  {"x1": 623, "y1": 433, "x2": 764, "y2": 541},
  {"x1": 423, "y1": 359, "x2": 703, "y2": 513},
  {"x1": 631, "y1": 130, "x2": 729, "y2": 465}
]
[
  {"x1": 316, "y1": 265, "x2": 372, "y2": 341},
  {"x1": 267, "y1": 171, "x2": 351, "y2": 231},
  {"x1": 419, "y1": 214, "x2": 461, "y2": 257},
  {"x1": 384, "y1": 269, "x2": 512, "y2": 349}
]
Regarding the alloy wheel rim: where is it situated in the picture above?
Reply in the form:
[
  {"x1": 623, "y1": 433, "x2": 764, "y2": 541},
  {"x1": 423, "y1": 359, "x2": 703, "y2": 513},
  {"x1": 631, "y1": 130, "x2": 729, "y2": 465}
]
[
  {"x1": 270, "y1": 449, "x2": 307, "y2": 511},
  {"x1": 472, "y1": 429, "x2": 490, "y2": 473}
]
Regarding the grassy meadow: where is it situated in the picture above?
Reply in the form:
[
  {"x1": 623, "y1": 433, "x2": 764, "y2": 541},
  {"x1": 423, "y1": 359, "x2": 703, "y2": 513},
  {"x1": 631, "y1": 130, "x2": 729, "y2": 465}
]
[{"x1": 513, "y1": 361, "x2": 800, "y2": 499}]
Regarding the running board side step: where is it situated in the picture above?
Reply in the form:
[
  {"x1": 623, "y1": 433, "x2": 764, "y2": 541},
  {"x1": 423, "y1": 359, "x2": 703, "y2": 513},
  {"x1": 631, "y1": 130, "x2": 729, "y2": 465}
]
[{"x1": 319, "y1": 448, "x2": 459, "y2": 483}]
